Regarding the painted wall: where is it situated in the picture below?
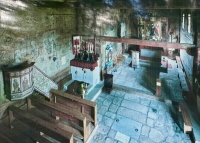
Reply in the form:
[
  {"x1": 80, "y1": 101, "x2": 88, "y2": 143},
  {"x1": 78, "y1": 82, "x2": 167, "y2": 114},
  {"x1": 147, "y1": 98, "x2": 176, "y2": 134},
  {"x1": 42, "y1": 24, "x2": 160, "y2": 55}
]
[
  {"x1": 0, "y1": 1, "x2": 76, "y2": 78},
  {"x1": 0, "y1": 1, "x2": 124, "y2": 102}
]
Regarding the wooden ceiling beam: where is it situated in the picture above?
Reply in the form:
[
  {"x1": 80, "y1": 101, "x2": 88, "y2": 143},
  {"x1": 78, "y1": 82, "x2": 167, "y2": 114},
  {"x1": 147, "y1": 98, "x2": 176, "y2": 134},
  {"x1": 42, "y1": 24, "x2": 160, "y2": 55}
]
[{"x1": 98, "y1": 36, "x2": 195, "y2": 49}]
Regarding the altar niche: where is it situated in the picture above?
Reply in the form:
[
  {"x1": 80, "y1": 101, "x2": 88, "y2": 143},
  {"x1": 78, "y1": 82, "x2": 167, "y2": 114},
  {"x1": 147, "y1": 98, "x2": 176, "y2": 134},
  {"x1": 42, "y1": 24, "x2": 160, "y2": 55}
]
[{"x1": 70, "y1": 36, "x2": 100, "y2": 86}]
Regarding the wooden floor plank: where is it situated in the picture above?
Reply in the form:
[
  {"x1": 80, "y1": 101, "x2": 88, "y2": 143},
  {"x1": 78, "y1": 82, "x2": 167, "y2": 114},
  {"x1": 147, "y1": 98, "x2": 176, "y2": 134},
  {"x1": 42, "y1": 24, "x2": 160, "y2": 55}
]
[
  {"x1": 9, "y1": 106, "x2": 73, "y2": 143},
  {"x1": 0, "y1": 125, "x2": 29, "y2": 143},
  {"x1": 11, "y1": 119, "x2": 52, "y2": 143},
  {"x1": 0, "y1": 132, "x2": 15, "y2": 143}
]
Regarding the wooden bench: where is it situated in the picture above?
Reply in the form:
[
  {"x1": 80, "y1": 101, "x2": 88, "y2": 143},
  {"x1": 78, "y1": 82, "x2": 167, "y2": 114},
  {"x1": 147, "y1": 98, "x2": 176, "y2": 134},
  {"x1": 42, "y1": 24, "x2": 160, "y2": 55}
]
[
  {"x1": 50, "y1": 89, "x2": 97, "y2": 127},
  {"x1": 28, "y1": 96, "x2": 90, "y2": 142},
  {"x1": 9, "y1": 106, "x2": 74, "y2": 143},
  {"x1": 178, "y1": 102, "x2": 193, "y2": 133},
  {"x1": 176, "y1": 56, "x2": 183, "y2": 69},
  {"x1": 49, "y1": 89, "x2": 98, "y2": 142}
]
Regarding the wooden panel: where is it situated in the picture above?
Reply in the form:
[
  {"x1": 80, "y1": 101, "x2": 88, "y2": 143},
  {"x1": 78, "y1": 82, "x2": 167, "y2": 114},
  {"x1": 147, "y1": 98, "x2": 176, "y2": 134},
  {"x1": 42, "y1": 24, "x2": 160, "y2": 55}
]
[{"x1": 9, "y1": 106, "x2": 73, "y2": 143}]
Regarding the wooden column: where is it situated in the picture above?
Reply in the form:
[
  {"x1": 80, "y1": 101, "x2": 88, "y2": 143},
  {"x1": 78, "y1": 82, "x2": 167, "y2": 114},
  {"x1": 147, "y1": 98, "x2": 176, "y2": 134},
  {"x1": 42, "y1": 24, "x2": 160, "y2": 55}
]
[
  {"x1": 155, "y1": 78, "x2": 162, "y2": 96},
  {"x1": 122, "y1": 43, "x2": 125, "y2": 54}
]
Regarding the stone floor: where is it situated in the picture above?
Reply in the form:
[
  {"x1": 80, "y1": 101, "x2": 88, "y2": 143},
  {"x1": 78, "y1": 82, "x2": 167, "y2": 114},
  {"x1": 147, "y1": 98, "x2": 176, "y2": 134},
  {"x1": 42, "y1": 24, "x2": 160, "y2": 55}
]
[{"x1": 81, "y1": 56, "x2": 197, "y2": 143}]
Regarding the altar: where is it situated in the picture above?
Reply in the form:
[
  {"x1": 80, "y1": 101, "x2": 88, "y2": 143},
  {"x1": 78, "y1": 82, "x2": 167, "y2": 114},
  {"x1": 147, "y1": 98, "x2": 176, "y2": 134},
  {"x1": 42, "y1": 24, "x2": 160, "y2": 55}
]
[{"x1": 70, "y1": 60, "x2": 100, "y2": 86}]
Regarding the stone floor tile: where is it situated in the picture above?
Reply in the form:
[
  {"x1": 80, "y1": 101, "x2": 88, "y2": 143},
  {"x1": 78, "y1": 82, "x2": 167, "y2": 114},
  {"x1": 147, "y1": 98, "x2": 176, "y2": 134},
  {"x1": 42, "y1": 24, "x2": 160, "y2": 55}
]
[
  {"x1": 108, "y1": 129, "x2": 117, "y2": 138},
  {"x1": 158, "y1": 110, "x2": 165, "y2": 116},
  {"x1": 110, "y1": 90, "x2": 116, "y2": 96},
  {"x1": 105, "y1": 95, "x2": 115, "y2": 101},
  {"x1": 149, "y1": 128, "x2": 165, "y2": 143},
  {"x1": 97, "y1": 96, "x2": 106, "y2": 102},
  {"x1": 147, "y1": 111, "x2": 158, "y2": 120},
  {"x1": 103, "y1": 99, "x2": 112, "y2": 106},
  {"x1": 150, "y1": 100, "x2": 159, "y2": 108},
  {"x1": 115, "y1": 132, "x2": 130, "y2": 143},
  {"x1": 112, "y1": 115, "x2": 142, "y2": 140},
  {"x1": 117, "y1": 107, "x2": 146, "y2": 124},
  {"x1": 105, "y1": 111, "x2": 116, "y2": 119},
  {"x1": 91, "y1": 132, "x2": 106, "y2": 143},
  {"x1": 109, "y1": 103, "x2": 120, "y2": 113},
  {"x1": 138, "y1": 135, "x2": 154, "y2": 143},
  {"x1": 129, "y1": 138, "x2": 138, "y2": 143},
  {"x1": 113, "y1": 97, "x2": 123, "y2": 105},
  {"x1": 141, "y1": 125, "x2": 150, "y2": 137},
  {"x1": 115, "y1": 79, "x2": 125, "y2": 85},
  {"x1": 140, "y1": 97, "x2": 151, "y2": 106},
  {"x1": 121, "y1": 99, "x2": 148, "y2": 115},
  {"x1": 123, "y1": 81, "x2": 134, "y2": 87},
  {"x1": 105, "y1": 137, "x2": 115, "y2": 143},
  {"x1": 158, "y1": 103, "x2": 170, "y2": 112},
  {"x1": 98, "y1": 105, "x2": 109, "y2": 114},
  {"x1": 124, "y1": 93, "x2": 140, "y2": 103},
  {"x1": 102, "y1": 116, "x2": 114, "y2": 127},
  {"x1": 97, "y1": 113, "x2": 103, "y2": 122},
  {"x1": 146, "y1": 118, "x2": 154, "y2": 127},
  {"x1": 97, "y1": 124, "x2": 111, "y2": 135},
  {"x1": 115, "y1": 90, "x2": 126, "y2": 98}
]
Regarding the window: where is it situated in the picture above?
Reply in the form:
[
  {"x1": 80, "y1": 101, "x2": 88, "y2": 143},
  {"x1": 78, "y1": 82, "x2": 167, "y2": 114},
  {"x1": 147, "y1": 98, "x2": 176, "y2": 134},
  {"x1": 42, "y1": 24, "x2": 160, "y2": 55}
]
[
  {"x1": 182, "y1": 14, "x2": 185, "y2": 29},
  {"x1": 188, "y1": 14, "x2": 191, "y2": 33}
]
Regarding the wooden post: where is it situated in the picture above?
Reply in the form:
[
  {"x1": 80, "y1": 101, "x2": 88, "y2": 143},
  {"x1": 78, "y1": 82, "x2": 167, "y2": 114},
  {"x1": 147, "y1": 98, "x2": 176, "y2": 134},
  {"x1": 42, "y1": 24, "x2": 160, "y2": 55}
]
[
  {"x1": 156, "y1": 78, "x2": 162, "y2": 96},
  {"x1": 8, "y1": 110, "x2": 14, "y2": 129},
  {"x1": 27, "y1": 98, "x2": 31, "y2": 111}
]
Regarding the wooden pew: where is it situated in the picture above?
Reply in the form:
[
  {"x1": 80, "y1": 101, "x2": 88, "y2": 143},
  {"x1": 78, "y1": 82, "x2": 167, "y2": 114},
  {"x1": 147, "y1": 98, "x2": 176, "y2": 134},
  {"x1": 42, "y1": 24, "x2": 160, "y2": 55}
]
[
  {"x1": 29, "y1": 107, "x2": 83, "y2": 140},
  {"x1": 178, "y1": 102, "x2": 193, "y2": 134},
  {"x1": 28, "y1": 96, "x2": 90, "y2": 142},
  {"x1": 50, "y1": 89, "x2": 97, "y2": 127},
  {"x1": 9, "y1": 106, "x2": 74, "y2": 143},
  {"x1": 176, "y1": 56, "x2": 183, "y2": 69}
]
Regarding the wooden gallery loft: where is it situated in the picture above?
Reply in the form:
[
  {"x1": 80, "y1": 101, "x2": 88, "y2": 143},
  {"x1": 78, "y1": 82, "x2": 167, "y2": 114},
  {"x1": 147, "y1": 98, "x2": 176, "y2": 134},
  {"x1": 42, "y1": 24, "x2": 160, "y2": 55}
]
[{"x1": 0, "y1": 0, "x2": 200, "y2": 143}]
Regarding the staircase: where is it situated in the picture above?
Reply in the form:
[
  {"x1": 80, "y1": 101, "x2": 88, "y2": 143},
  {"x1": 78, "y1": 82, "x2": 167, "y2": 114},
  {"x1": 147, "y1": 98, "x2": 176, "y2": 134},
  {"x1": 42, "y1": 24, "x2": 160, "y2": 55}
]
[{"x1": 33, "y1": 65, "x2": 58, "y2": 98}]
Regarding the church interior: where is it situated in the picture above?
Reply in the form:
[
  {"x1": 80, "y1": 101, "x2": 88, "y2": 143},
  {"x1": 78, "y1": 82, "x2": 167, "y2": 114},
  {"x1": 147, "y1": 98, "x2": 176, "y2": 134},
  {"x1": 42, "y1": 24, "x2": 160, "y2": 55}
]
[{"x1": 1, "y1": 0, "x2": 200, "y2": 143}]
